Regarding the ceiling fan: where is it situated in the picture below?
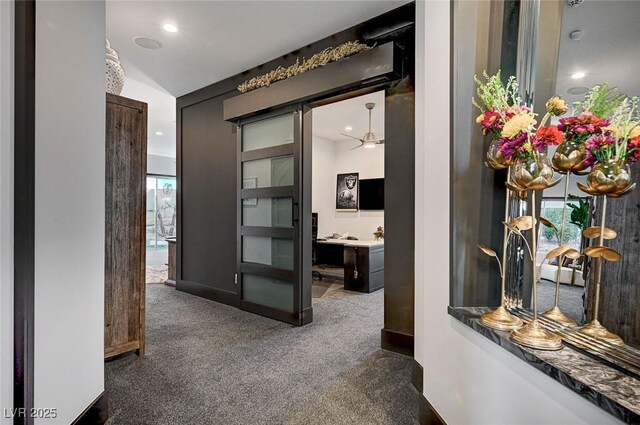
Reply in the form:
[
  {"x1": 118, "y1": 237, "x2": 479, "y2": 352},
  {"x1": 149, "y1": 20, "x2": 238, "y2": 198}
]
[{"x1": 340, "y1": 102, "x2": 384, "y2": 149}]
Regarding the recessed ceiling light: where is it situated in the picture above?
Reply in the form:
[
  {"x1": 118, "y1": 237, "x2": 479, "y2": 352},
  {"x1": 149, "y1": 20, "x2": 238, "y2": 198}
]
[
  {"x1": 344, "y1": 126, "x2": 353, "y2": 131},
  {"x1": 134, "y1": 37, "x2": 162, "y2": 50},
  {"x1": 162, "y1": 23, "x2": 179, "y2": 33},
  {"x1": 567, "y1": 86, "x2": 589, "y2": 95},
  {"x1": 571, "y1": 72, "x2": 586, "y2": 79},
  {"x1": 155, "y1": 131, "x2": 164, "y2": 136}
]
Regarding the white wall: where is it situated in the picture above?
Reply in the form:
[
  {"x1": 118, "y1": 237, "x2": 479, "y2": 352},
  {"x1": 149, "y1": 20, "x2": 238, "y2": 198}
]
[
  {"x1": 148, "y1": 153, "x2": 176, "y2": 176},
  {"x1": 312, "y1": 135, "x2": 384, "y2": 240},
  {"x1": 414, "y1": 1, "x2": 621, "y2": 424},
  {"x1": 120, "y1": 76, "x2": 176, "y2": 158},
  {"x1": 0, "y1": 1, "x2": 14, "y2": 422},
  {"x1": 34, "y1": 2, "x2": 106, "y2": 424}
]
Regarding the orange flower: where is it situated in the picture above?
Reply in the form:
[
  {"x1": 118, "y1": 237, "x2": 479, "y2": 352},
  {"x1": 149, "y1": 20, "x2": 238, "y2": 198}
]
[{"x1": 535, "y1": 125, "x2": 564, "y2": 147}]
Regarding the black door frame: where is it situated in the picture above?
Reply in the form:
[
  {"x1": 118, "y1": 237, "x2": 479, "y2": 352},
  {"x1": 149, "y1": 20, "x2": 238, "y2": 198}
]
[{"x1": 13, "y1": 1, "x2": 36, "y2": 423}]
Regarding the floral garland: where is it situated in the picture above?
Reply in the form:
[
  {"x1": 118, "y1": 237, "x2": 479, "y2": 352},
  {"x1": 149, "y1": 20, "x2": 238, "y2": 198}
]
[{"x1": 237, "y1": 41, "x2": 372, "y2": 93}]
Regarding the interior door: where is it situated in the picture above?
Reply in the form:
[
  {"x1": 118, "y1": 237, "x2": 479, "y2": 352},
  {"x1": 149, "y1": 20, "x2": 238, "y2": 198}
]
[{"x1": 238, "y1": 107, "x2": 312, "y2": 325}]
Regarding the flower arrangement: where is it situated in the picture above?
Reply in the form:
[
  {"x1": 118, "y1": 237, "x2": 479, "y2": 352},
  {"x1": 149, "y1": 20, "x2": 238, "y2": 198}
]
[
  {"x1": 473, "y1": 71, "x2": 568, "y2": 164},
  {"x1": 373, "y1": 226, "x2": 384, "y2": 241},
  {"x1": 584, "y1": 97, "x2": 640, "y2": 166}
]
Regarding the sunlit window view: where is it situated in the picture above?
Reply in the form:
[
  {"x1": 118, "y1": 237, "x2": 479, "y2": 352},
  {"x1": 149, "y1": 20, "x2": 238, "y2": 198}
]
[
  {"x1": 538, "y1": 197, "x2": 590, "y2": 256},
  {"x1": 146, "y1": 176, "x2": 177, "y2": 251}
]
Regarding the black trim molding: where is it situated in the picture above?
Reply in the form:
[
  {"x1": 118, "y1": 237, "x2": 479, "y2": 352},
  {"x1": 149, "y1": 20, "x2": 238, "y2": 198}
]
[
  {"x1": 71, "y1": 392, "x2": 109, "y2": 425},
  {"x1": 411, "y1": 358, "x2": 423, "y2": 393},
  {"x1": 13, "y1": 1, "x2": 36, "y2": 423},
  {"x1": 419, "y1": 394, "x2": 447, "y2": 425},
  {"x1": 380, "y1": 328, "x2": 414, "y2": 357}
]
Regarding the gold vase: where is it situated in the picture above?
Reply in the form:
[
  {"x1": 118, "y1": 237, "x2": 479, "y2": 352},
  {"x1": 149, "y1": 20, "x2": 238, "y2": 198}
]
[
  {"x1": 512, "y1": 153, "x2": 554, "y2": 190},
  {"x1": 586, "y1": 160, "x2": 633, "y2": 196},
  {"x1": 551, "y1": 139, "x2": 589, "y2": 174},
  {"x1": 485, "y1": 138, "x2": 513, "y2": 170}
]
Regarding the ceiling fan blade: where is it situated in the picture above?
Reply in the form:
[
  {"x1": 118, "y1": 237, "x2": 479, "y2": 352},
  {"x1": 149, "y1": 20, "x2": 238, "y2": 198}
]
[
  {"x1": 340, "y1": 133, "x2": 364, "y2": 142},
  {"x1": 376, "y1": 140, "x2": 385, "y2": 144},
  {"x1": 350, "y1": 144, "x2": 364, "y2": 150}
]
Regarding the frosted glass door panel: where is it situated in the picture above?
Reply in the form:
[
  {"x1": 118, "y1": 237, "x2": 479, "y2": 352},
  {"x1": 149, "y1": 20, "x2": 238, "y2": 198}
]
[
  {"x1": 243, "y1": 274, "x2": 293, "y2": 313},
  {"x1": 243, "y1": 197, "x2": 293, "y2": 228},
  {"x1": 242, "y1": 156, "x2": 293, "y2": 188},
  {"x1": 242, "y1": 113, "x2": 294, "y2": 152},
  {"x1": 242, "y1": 236, "x2": 294, "y2": 270}
]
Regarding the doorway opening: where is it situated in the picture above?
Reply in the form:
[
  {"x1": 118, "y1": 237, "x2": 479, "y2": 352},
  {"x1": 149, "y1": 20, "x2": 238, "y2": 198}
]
[
  {"x1": 310, "y1": 91, "x2": 385, "y2": 304},
  {"x1": 145, "y1": 174, "x2": 177, "y2": 284}
]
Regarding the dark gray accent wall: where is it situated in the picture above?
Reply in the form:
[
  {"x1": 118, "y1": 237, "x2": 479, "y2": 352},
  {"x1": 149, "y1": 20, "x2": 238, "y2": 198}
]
[
  {"x1": 382, "y1": 80, "x2": 415, "y2": 355},
  {"x1": 177, "y1": 3, "x2": 416, "y2": 352},
  {"x1": 177, "y1": 90, "x2": 239, "y2": 304}
]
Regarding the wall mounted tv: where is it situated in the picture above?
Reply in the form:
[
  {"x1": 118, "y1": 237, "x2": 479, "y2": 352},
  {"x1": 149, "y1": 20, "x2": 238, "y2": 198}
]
[{"x1": 359, "y1": 178, "x2": 384, "y2": 210}]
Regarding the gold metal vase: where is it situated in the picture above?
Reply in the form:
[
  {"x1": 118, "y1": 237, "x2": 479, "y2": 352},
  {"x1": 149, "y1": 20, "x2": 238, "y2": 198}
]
[
  {"x1": 551, "y1": 138, "x2": 589, "y2": 174},
  {"x1": 577, "y1": 196, "x2": 624, "y2": 346},
  {"x1": 579, "y1": 160, "x2": 635, "y2": 198},
  {"x1": 509, "y1": 189, "x2": 563, "y2": 351},
  {"x1": 479, "y1": 166, "x2": 523, "y2": 331},
  {"x1": 512, "y1": 153, "x2": 554, "y2": 190},
  {"x1": 485, "y1": 138, "x2": 514, "y2": 170},
  {"x1": 541, "y1": 172, "x2": 577, "y2": 327}
]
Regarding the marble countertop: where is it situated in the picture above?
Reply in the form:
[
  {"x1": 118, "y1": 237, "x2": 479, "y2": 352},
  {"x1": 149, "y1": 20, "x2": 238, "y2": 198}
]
[{"x1": 449, "y1": 306, "x2": 640, "y2": 424}]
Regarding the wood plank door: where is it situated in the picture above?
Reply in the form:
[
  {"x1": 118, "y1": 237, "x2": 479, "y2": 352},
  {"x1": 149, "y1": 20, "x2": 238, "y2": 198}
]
[{"x1": 104, "y1": 94, "x2": 147, "y2": 357}]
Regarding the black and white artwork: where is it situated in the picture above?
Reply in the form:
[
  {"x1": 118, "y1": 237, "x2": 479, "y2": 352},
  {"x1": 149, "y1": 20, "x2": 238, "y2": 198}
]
[{"x1": 336, "y1": 173, "x2": 359, "y2": 211}]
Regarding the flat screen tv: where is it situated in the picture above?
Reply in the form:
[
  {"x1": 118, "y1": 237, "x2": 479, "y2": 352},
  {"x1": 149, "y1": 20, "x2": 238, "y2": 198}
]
[{"x1": 359, "y1": 178, "x2": 384, "y2": 210}]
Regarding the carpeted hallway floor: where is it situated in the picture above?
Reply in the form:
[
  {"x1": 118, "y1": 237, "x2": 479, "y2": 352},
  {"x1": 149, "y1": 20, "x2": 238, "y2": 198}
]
[{"x1": 105, "y1": 283, "x2": 419, "y2": 425}]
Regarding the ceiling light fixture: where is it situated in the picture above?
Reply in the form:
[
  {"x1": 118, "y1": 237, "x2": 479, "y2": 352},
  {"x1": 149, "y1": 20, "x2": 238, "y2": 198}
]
[
  {"x1": 571, "y1": 72, "x2": 586, "y2": 79},
  {"x1": 134, "y1": 37, "x2": 162, "y2": 50},
  {"x1": 162, "y1": 23, "x2": 179, "y2": 33},
  {"x1": 568, "y1": 86, "x2": 589, "y2": 95},
  {"x1": 344, "y1": 126, "x2": 353, "y2": 131},
  {"x1": 155, "y1": 131, "x2": 164, "y2": 136}
]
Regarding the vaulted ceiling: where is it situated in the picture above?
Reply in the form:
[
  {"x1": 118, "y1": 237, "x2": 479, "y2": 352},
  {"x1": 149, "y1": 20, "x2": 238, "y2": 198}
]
[{"x1": 106, "y1": 1, "x2": 410, "y2": 97}]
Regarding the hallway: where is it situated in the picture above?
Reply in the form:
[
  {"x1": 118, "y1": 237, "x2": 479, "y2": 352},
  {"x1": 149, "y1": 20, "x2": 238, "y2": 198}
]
[{"x1": 105, "y1": 284, "x2": 419, "y2": 424}]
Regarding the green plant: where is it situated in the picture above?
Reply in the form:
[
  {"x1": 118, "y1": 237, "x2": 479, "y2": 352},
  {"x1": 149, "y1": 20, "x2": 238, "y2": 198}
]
[
  {"x1": 572, "y1": 83, "x2": 627, "y2": 118},
  {"x1": 568, "y1": 195, "x2": 591, "y2": 231},
  {"x1": 472, "y1": 70, "x2": 521, "y2": 112}
]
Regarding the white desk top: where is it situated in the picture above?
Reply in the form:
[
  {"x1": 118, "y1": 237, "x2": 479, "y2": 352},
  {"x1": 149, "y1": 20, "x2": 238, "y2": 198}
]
[{"x1": 316, "y1": 239, "x2": 384, "y2": 248}]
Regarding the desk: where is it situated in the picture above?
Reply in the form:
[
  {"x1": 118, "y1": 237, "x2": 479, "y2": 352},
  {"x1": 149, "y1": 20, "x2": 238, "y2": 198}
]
[
  {"x1": 315, "y1": 240, "x2": 384, "y2": 293},
  {"x1": 165, "y1": 237, "x2": 177, "y2": 287}
]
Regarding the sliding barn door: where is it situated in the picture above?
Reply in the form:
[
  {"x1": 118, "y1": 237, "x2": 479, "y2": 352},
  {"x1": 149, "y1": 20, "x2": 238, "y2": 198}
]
[{"x1": 237, "y1": 107, "x2": 312, "y2": 325}]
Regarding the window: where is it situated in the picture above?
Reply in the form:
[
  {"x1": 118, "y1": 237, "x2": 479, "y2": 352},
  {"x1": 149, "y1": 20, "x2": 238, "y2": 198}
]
[
  {"x1": 538, "y1": 198, "x2": 586, "y2": 257},
  {"x1": 146, "y1": 176, "x2": 177, "y2": 251}
]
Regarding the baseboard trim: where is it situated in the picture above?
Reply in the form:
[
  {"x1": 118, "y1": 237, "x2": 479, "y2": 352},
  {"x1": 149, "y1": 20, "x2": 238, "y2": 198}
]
[
  {"x1": 177, "y1": 279, "x2": 239, "y2": 307},
  {"x1": 300, "y1": 306, "x2": 313, "y2": 325},
  {"x1": 419, "y1": 393, "x2": 447, "y2": 425},
  {"x1": 411, "y1": 358, "x2": 423, "y2": 393},
  {"x1": 72, "y1": 391, "x2": 108, "y2": 425},
  {"x1": 381, "y1": 328, "x2": 414, "y2": 356}
]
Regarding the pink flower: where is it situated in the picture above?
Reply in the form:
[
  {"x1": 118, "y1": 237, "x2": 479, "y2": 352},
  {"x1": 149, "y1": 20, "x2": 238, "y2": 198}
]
[{"x1": 478, "y1": 109, "x2": 504, "y2": 137}]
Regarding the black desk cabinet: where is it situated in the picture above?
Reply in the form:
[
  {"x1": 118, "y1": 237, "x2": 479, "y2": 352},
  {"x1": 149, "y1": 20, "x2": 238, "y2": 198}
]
[{"x1": 344, "y1": 244, "x2": 384, "y2": 293}]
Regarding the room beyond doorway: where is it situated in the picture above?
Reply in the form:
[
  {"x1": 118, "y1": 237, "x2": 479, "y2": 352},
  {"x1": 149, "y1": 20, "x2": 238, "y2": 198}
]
[
  {"x1": 311, "y1": 91, "x2": 385, "y2": 296},
  {"x1": 146, "y1": 174, "x2": 176, "y2": 283}
]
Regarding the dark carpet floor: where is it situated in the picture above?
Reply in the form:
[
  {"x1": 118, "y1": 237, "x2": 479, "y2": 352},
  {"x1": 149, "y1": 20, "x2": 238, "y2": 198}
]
[
  {"x1": 537, "y1": 279, "x2": 585, "y2": 324},
  {"x1": 105, "y1": 283, "x2": 418, "y2": 425}
]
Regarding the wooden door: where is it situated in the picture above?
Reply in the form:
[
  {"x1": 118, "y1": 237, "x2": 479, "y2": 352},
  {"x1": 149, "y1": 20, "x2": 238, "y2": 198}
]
[{"x1": 104, "y1": 94, "x2": 147, "y2": 358}]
